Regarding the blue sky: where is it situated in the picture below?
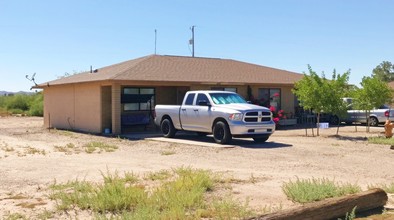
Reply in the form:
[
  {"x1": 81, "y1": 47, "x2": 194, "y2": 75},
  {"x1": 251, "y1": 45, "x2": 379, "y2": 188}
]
[{"x1": 1, "y1": 0, "x2": 393, "y2": 92}]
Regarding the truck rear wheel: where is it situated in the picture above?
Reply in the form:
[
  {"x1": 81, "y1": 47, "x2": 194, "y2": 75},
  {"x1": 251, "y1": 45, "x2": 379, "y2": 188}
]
[
  {"x1": 213, "y1": 121, "x2": 232, "y2": 144},
  {"x1": 161, "y1": 118, "x2": 176, "y2": 138}
]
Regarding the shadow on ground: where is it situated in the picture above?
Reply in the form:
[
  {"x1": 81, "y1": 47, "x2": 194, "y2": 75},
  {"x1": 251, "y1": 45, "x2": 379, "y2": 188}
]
[
  {"x1": 123, "y1": 131, "x2": 293, "y2": 149},
  {"x1": 328, "y1": 134, "x2": 369, "y2": 141}
]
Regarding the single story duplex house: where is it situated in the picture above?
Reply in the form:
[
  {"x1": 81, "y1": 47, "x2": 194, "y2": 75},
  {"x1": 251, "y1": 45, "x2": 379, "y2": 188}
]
[{"x1": 35, "y1": 54, "x2": 303, "y2": 134}]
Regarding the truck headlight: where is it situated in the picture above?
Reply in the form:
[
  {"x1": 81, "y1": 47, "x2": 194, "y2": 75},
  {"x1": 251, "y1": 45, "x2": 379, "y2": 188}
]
[{"x1": 229, "y1": 113, "x2": 243, "y2": 121}]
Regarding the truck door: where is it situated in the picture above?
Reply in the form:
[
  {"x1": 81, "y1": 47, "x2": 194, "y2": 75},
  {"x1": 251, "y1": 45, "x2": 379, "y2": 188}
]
[
  {"x1": 180, "y1": 93, "x2": 197, "y2": 130},
  {"x1": 192, "y1": 93, "x2": 212, "y2": 132}
]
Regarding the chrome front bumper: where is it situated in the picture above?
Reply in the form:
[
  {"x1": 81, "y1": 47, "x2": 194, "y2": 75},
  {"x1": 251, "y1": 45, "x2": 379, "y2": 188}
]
[{"x1": 228, "y1": 120, "x2": 276, "y2": 136}]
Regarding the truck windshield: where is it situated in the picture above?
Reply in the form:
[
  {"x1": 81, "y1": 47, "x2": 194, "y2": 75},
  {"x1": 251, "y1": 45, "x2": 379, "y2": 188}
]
[{"x1": 209, "y1": 93, "x2": 247, "y2": 104}]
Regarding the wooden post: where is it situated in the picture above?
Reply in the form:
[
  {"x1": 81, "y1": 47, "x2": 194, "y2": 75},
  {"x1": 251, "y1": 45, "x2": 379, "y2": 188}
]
[{"x1": 249, "y1": 188, "x2": 387, "y2": 220}]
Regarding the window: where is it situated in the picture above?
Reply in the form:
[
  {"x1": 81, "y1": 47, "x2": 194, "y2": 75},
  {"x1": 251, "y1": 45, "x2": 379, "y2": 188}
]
[
  {"x1": 210, "y1": 93, "x2": 247, "y2": 105},
  {"x1": 258, "y1": 88, "x2": 281, "y2": 110},
  {"x1": 196, "y1": 93, "x2": 210, "y2": 105},
  {"x1": 122, "y1": 87, "x2": 155, "y2": 111},
  {"x1": 211, "y1": 87, "x2": 237, "y2": 92},
  {"x1": 185, "y1": 93, "x2": 195, "y2": 105}
]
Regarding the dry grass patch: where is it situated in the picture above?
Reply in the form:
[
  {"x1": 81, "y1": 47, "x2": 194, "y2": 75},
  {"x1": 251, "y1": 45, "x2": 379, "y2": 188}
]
[
  {"x1": 368, "y1": 182, "x2": 394, "y2": 193},
  {"x1": 53, "y1": 143, "x2": 81, "y2": 155},
  {"x1": 83, "y1": 141, "x2": 118, "y2": 153},
  {"x1": 282, "y1": 177, "x2": 361, "y2": 204},
  {"x1": 49, "y1": 167, "x2": 255, "y2": 219}
]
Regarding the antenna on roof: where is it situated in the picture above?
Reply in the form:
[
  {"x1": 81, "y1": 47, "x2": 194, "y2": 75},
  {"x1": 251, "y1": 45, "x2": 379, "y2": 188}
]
[
  {"x1": 189, "y1": 26, "x2": 195, "y2": 57},
  {"x1": 25, "y1": 72, "x2": 37, "y2": 86},
  {"x1": 154, "y1": 29, "x2": 157, "y2": 55}
]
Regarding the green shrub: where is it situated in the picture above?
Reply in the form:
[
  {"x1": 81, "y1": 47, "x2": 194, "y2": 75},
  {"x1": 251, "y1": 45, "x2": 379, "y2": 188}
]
[
  {"x1": 282, "y1": 177, "x2": 361, "y2": 204},
  {"x1": 6, "y1": 95, "x2": 30, "y2": 111},
  {"x1": 0, "y1": 93, "x2": 43, "y2": 116},
  {"x1": 28, "y1": 93, "x2": 43, "y2": 116}
]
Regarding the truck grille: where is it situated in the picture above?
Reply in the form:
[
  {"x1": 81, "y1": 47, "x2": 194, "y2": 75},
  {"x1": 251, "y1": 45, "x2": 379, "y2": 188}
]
[{"x1": 244, "y1": 111, "x2": 271, "y2": 122}]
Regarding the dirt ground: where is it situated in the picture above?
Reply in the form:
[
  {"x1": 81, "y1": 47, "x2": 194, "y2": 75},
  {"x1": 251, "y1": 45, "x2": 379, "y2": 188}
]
[{"x1": 0, "y1": 116, "x2": 393, "y2": 219}]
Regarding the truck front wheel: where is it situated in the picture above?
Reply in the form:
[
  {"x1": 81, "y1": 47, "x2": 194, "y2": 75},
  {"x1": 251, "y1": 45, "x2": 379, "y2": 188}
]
[
  {"x1": 213, "y1": 121, "x2": 232, "y2": 144},
  {"x1": 161, "y1": 118, "x2": 176, "y2": 138},
  {"x1": 253, "y1": 135, "x2": 269, "y2": 143}
]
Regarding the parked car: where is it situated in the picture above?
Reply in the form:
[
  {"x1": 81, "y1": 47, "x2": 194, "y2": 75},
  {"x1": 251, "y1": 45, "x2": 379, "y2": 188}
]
[
  {"x1": 154, "y1": 90, "x2": 276, "y2": 144},
  {"x1": 340, "y1": 98, "x2": 394, "y2": 126}
]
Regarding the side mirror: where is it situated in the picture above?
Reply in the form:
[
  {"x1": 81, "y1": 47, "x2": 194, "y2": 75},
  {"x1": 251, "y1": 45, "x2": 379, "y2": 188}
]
[{"x1": 198, "y1": 100, "x2": 211, "y2": 106}]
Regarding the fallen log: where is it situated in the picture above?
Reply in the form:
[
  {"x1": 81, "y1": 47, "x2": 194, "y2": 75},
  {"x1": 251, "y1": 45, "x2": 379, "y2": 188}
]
[{"x1": 249, "y1": 188, "x2": 388, "y2": 220}]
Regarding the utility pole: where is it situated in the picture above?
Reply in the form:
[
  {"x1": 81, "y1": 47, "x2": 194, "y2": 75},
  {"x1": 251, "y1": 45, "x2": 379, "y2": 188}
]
[
  {"x1": 154, "y1": 29, "x2": 157, "y2": 55},
  {"x1": 190, "y1": 25, "x2": 195, "y2": 57}
]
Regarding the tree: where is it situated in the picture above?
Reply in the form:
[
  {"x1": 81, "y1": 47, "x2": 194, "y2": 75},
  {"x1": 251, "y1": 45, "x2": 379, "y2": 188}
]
[
  {"x1": 372, "y1": 61, "x2": 394, "y2": 82},
  {"x1": 293, "y1": 65, "x2": 350, "y2": 136},
  {"x1": 324, "y1": 70, "x2": 350, "y2": 135},
  {"x1": 352, "y1": 76, "x2": 393, "y2": 132}
]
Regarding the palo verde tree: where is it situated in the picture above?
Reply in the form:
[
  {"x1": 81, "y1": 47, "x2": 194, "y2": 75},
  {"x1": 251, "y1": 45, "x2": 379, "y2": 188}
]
[
  {"x1": 293, "y1": 65, "x2": 350, "y2": 136},
  {"x1": 352, "y1": 76, "x2": 393, "y2": 132}
]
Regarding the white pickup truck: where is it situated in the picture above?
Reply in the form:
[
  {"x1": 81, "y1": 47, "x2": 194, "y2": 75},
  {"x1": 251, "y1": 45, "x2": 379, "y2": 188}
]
[{"x1": 154, "y1": 90, "x2": 276, "y2": 144}]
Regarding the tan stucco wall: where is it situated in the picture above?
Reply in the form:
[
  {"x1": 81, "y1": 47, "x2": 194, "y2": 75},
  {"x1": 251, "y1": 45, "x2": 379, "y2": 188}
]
[
  {"x1": 280, "y1": 86, "x2": 296, "y2": 115},
  {"x1": 101, "y1": 86, "x2": 112, "y2": 132},
  {"x1": 43, "y1": 83, "x2": 102, "y2": 133}
]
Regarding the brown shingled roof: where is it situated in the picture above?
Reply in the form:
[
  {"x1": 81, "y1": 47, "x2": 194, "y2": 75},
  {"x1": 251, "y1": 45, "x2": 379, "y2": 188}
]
[{"x1": 36, "y1": 55, "x2": 303, "y2": 87}]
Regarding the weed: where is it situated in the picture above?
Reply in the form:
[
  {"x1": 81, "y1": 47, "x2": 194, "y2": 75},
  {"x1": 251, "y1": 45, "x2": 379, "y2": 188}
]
[
  {"x1": 4, "y1": 213, "x2": 27, "y2": 220},
  {"x1": 54, "y1": 143, "x2": 78, "y2": 154},
  {"x1": 123, "y1": 171, "x2": 139, "y2": 184},
  {"x1": 282, "y1": 177, "x2": 361, "y2": 203},
  {"x1": 145, "y1": 169, "x2": 172, "y2": 181},
  {"x1": 83, "y1": 141, "x2": 118, "y2": 153},
  {"x1": 368, "y1": 136, "x2": 394, "y2": 145},
  {"x1": 23, "y1": 146, "x2": 46, "y2": 155},
  {"x1": 345, "y1": 206, "x2": 357, "y2": 220},
  {"x1": 160, "y1": 150, "x2": 176, "y2": 155},
  {"x1": 259, "y1": 203, "x2": 283, "y2": 214},
  {"x1": 36, "y1": 209, "x2": 54, "y2": 220},
  {"x1": 201, "y1": 196, "x2": 254, "y2": 219},
  {"x1": 368, "y1": 182, "x2": 394, "y2": 193},
  {"x1": 57, "y1": 130, "x2": 74, "y2": 137},
  {"x1": 49, "y1": 168, "x2": 254, "y2": 219}
]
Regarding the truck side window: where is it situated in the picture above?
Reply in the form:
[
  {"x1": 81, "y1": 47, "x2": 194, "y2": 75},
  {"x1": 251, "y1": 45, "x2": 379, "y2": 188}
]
[
  {"x1": 196, "y1": 94, "x2": 210, "y2": 105},
  {"x1": 185, "y1": 93, "x2": 195, "y2": 105}
]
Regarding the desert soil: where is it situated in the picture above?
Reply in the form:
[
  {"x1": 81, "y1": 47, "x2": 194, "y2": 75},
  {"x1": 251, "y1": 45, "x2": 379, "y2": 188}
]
[{"x1": 0, "y1": 116, "x2": 393, "y2": 219}]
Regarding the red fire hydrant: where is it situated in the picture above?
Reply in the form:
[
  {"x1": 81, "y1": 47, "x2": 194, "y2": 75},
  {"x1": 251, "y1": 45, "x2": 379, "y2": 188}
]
[{"x1": 384, "y1": 120, "x2": 394, "y2": 138}]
